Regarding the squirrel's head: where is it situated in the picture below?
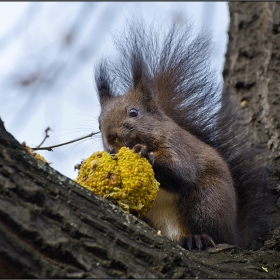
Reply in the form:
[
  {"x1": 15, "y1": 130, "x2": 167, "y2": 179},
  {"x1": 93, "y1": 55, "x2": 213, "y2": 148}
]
[{"x1": 95, "y1": 61, "x2": 166, "y2": 154}]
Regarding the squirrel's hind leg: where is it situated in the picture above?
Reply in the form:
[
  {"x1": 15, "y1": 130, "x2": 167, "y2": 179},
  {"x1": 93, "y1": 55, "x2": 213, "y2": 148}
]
[{"x1": 177, "y1": 179, "x2": 238, "y2": 250}]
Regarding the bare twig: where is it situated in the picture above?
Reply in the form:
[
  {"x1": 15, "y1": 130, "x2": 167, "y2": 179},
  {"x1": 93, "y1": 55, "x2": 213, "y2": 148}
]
[
  {"x1": 37, "y1": 127, "x2": 51, "y2": 148},
  {"x1": 32, "y1": 131, "x2": 100, "y2": 151}
]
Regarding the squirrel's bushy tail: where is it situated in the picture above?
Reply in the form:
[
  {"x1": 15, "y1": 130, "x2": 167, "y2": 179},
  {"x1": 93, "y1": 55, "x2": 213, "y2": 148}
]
[
  {"x1": 95, "y1": 18, "x2": 268, "y2": 248},
  {"x1": 214, "y1": 92, "x2": 268, "y2": 248}
]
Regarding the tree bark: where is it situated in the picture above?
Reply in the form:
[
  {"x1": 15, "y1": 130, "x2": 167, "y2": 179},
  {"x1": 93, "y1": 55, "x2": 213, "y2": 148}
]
[
  {"x1": 223, "y1": 2, "x2": 280, "y2": 183},
  {"x1": 223, "y1": 1, "x2": 280, "y2": 237},
  {"x1": 0, "y1": 2, "x2": 280, "y2": 278},
  {"x1": 1, "y1": 117, "x2": 278, "y2": 279}
]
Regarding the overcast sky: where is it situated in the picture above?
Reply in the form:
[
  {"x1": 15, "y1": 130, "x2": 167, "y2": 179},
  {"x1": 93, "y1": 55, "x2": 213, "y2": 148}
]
[{"x1": 0, "y1": 2, "x2": 229, "y2": 179}]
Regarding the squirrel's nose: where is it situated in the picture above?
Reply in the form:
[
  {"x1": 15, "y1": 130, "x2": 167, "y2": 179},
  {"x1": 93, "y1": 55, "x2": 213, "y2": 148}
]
[
  {"x1": 107, "y1": 132, "x2": 118, "y2": 142},
  {"x1": 105, "y1": 125, "x2": 118, "y2": 143}
]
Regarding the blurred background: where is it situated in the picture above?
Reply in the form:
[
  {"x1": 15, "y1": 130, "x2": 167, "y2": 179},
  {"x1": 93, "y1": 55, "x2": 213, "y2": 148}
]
[{"x1": 0, "y1": 2, "x2": 229, "y2": 179}]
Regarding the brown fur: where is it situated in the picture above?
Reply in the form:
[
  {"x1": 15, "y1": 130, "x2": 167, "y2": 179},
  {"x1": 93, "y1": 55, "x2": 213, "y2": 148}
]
[
  {"x1": 95, "y1": 19, "x2": 267, "y2": 249},
  {"x1": 98, "y1": 80, "x2": 237, "y2": 247}
]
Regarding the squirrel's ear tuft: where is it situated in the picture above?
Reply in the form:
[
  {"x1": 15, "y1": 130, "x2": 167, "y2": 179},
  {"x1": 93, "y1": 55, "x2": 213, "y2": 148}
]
[
  {"x1": 95, "y1": 61, "x2": 113, "y2": 106},
  {"x1": 131, "y1": 54, "x2": 153, "y2": 101},
  {"x1": 132, "y1": 54, "x2": 143, "y2": 90},
  {"x1": 135, "y1": 77, "x2": 153, "y2": 102}
]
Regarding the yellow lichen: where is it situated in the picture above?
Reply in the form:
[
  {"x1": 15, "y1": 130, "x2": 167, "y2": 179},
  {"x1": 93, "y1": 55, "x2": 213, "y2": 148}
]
[
  {"x1": 22, "y1": 142, "x2": 50, "y2": 164},
  {"x1": 74, "y1": 147, "x2": 159, "y2": 217}
]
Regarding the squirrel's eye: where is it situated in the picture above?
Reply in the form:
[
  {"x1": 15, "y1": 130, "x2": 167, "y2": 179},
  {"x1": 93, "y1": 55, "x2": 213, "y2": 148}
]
[{"x1": 129, "y1": 108, "x2": 138, "y2": 117}]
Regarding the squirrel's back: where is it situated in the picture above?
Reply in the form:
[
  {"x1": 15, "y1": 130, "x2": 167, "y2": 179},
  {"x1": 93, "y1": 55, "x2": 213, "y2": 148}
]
[{"x1": 95, "y1": 18, "x2": 268, "y2": 248}]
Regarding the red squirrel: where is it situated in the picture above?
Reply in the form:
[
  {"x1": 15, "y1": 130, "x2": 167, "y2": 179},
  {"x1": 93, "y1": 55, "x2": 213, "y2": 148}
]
[{"x1": 94, "y1": 19, "x2": 267, "y2": 250}]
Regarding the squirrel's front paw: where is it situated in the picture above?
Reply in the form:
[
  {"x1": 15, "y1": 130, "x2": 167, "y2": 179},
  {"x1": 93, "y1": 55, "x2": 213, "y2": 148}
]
[
  {"x1": 179, "y1": 233, "x2": 216, "y2": 251},
  {"x1": 133, "y1": 144, "x2": 155, "y2": 165}
]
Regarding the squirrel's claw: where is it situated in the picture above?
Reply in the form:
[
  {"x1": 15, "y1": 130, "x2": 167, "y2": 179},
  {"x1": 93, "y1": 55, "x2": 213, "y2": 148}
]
[
  {"x1": 201, "y1": 233, "x2": 216, "y2": 248},
  {"x1": 181, "y1": 233, "x2": 216, "y2": 250},
  {"x1": 133, "y1": 144, "x2": 148, "y2": 157},
  {"x1": 133, "y1": 144, "x2": 155, "y2": 165}
]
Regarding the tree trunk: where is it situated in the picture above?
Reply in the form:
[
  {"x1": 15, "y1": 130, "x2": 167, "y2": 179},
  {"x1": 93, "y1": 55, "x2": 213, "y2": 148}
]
[
  {"x1": 223, "y1": 2, "x2": 280, "y2": 237},
  {"x1": 0, "y1": 2, "x2": 280, "y2": 278}
]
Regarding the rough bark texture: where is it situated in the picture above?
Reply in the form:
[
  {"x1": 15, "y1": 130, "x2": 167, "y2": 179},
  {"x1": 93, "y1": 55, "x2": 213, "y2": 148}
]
[
  {"x1": 223, "y1": 2, "x2": 280, "y2": 239},
  {"x1": 1, "y1": 118, "x2": 279, "y2": 278},
  {"x1": 0, "y1": 2, "x2": 280, "y2": 278}
]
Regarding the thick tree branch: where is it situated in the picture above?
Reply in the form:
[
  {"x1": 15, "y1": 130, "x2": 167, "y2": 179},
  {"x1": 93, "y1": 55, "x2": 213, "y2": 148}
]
[{"x1": 0, "y1": 118, "x2": 277, "y2": 278}]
